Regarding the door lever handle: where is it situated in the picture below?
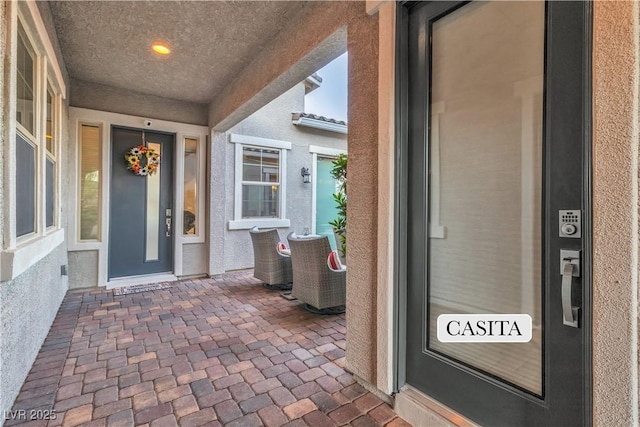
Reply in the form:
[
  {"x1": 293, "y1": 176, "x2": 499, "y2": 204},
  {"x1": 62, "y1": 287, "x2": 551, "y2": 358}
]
[{"x1": 560, "y1": 250, "x2": 580, "y2": 328}]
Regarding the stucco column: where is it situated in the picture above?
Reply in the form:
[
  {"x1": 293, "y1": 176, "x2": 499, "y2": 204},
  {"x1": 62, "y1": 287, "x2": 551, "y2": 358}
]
[
  {"x1": 0, "y1": 1, "x2": 7, "y2": 249},
  {"x1": 375, "y1": 1, "x2": 396, "y2": 395},
  {"x1": 345, "y1": 5, "x2": 379, "y2": 385},
  {"x1": 209, "y1": 130, "x2": 227, "y2": 276},
  {"x1": 592, "y1": 1, "x2": 639, "y2": 425}
]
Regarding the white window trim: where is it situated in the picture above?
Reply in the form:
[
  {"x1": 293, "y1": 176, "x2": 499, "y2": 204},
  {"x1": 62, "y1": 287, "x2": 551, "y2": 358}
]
[
  {"x1": 228, "y1": 134, "x2": 291, "y2": 230},
  {"x1": 20, "y1": 1, "x2": 66, "y2": 96},
  {"x1": 309, "y1": 146, "x2": 347, "y2": 235},
  {"x1": 45, "y1": 80, "x2": 62, "y2": 231},
  {"x1": 176, "y1": 135, "x2": 206, "y2": 243},
  {"x1": 1, "y1": 229, "x2": 64, "y2": 281},
  {"x1": 2, "y1": 2, "x2": 66, "y2": 281}
]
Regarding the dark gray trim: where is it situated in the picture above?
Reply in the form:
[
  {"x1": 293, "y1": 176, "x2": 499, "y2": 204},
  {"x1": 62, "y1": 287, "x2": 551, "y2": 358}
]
[
  {"x1": 581, "y1": 3, "x2": 594, "y2": 425},
  {"x1": 392, "y1": 1, "x2": 410, "y2": 394}
]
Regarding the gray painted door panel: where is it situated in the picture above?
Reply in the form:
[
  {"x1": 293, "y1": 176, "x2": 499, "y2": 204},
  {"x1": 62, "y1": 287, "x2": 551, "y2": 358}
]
[{"x1": 109, "y1": 127, "x2": 174, "y2": 279}]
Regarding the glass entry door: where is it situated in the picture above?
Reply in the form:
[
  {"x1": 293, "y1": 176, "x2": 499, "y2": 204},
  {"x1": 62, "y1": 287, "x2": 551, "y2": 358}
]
[{"x1": 402, "y1": 1, "x2": 591, "y2": 425}]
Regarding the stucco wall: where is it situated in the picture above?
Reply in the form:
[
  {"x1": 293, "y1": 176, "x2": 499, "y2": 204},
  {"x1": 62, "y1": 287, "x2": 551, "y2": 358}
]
[
  {"x1": 71, "y1": 79, "x2": 208, "y2": 126},
  {"x1": 210, "y1": 131, "x2": 228, "y2": 275},
  {"x1": 183, "y1": 243, "x2": 208, "y2": 277},
  {"x1": 35, "y1": 1, "x2": 69, "y2": 91},
  {"x1": 1, "y1": 0, "x2": 6, "y2": 255},
  {"x1": 68, "y1": 250, "x2": 98, "y2": 289},
  {"x1": 345, "y1": 7, "x2": 379, "y2": 385},
  {"x1": 376, "y1": 0, "x2": 395, "y2": 395},
  {"x1": 592, "y1": 2, "x2": 640, "y2": 425},
  {"x1": 208, "y1": 1, "x2": 360, "y2": 130},
  {"x1": 0, "y1": 245, "x2": 68, "y2": 417},
  {"x1": 211, "y1": 83, "x2": 347, "y2": 272}
]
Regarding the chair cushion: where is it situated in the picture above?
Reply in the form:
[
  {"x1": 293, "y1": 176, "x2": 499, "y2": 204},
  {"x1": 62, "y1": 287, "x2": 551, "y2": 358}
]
[
  {"x1": 277, "y1": 242, "x2": 290, "y2": 256},
  {"x1": 327, "y1": 250, "x2": 344, "y2": 271}
]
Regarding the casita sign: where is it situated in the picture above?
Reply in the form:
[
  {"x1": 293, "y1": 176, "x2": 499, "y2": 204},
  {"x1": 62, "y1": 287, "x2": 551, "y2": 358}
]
[{"x1": 437, "y1": 314, "x2": 532, "y2": 343}]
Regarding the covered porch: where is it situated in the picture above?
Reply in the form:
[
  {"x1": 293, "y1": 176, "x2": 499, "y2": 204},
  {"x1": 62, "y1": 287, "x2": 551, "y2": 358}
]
[{"x1": 1, "y1": 0, "x2": 390, "y2": 423}]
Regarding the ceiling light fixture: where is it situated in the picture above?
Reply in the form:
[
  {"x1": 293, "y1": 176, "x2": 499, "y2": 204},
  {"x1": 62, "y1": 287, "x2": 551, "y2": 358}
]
[{"x1": 152, "y1": 42, "x2": 170, "y2": 55}]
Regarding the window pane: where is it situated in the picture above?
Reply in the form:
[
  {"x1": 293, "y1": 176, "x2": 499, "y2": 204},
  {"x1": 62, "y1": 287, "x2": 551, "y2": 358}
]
[
  {"x1": 243, "y1": 149, "x2": 260, "y2": 165},
  {"x1": 242, "y1": 185, "x2": 279, "y2": 218},
  {"x1": 183, "y1": 138, "x2": 198, "y2": 235},
  {"x1": 17, "y1": 24, "x2": 35, "y2": 135},
  {"x1": 16, "y1": 133, "x2": 35, "y2": 237},
  {"x1": 243, "y1": 164, "x2": 261, "y2": 182},
  {"x1": 46, "y1": 158, "x2": 54, "y2": 227},
  {"x1": 427, "y1": 1, "x2": 544, "y2": 394},
  {"x1": 242, "y1": 147, "x2": 279, "y2": 182},
  {"x1": 145, "y1": 142, "x2": 161, "y2": 261},
  {"x1": 80, "y1": 125, "x2": 101, "y2": 240},
  {"x1": 261, "y1": 150, "x2": 280, "y2": 182},
  {"x1": 46, "y1": 87, "x2": 55, "y2": 154}
]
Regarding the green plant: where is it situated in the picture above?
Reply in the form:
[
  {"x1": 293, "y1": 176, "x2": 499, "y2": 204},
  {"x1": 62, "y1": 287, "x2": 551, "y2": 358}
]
[{"x1": 329, "y1": 153, "x2": 347, "y2": 256}]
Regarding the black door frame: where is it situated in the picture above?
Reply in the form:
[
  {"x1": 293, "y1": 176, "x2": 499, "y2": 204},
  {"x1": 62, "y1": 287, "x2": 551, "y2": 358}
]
[{"x1": 392, "y1": 0, "x2": 593, "y2": 424}]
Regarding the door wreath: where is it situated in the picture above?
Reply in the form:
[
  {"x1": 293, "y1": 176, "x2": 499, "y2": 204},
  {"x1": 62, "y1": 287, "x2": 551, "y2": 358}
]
[{"x1": 125, "y1": 144, "x2": 160, "y2": 176}]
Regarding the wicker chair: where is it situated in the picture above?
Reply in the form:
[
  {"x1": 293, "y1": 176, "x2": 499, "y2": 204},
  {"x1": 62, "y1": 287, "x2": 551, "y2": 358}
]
[
  {"x1": 249, "y1": 227, "x2": 292, "y2": 290},
  {"x1": 287, "y1": 233, "x2": 346, "y2": 314}
]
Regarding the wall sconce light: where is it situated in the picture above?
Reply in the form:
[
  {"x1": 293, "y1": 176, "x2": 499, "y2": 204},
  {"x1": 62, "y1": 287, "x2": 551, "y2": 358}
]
[{"x1": 301, "y1": 167, "x2": 311, "y2": 184}]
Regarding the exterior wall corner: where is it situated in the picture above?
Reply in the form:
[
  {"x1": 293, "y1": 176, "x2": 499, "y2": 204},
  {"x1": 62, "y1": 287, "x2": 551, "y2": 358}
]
[
  {"x1": 345, "y1": 4, "x2": 380, "y2": 385},
  {"x1": 592, "y1": 1, "x2": 640, "y2": 425}
]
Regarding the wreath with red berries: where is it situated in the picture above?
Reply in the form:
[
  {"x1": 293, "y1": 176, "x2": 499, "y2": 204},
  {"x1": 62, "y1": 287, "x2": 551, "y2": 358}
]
[{"x1": 124, "y1": 145, "x2": 160, "y2": 176}]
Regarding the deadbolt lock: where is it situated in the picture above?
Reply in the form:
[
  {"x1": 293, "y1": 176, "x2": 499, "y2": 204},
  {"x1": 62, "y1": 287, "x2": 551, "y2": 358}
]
[{"x1": 559, "y1": 210, "x2": 581, "y2": 238}]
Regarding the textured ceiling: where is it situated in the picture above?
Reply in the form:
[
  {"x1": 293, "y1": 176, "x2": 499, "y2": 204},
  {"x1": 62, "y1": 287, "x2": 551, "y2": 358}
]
[{"x1": 48, "y1": 1, "x2": 309, "y2": 104}]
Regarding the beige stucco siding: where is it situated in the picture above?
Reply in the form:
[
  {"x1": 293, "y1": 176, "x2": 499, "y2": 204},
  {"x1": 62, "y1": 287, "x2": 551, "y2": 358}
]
[
  {"x1": 593, "y1": 1, "x2": 640, "y2": 425},
  {"x1": 375, "y1": 0, "x2": 396, "y2": 395},
  {"x1": 345, "y1": 5, "x2": 380, "y2": 385}
]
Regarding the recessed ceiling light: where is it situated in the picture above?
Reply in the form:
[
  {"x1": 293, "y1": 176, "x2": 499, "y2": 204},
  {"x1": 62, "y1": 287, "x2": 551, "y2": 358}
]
[{"x1": 152, "y1": 42, "x2": 170, "y2": 55}]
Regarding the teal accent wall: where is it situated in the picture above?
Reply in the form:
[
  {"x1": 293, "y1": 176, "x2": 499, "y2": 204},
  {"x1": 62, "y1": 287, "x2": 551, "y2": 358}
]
[{"x1": 316, "y1": 157, "x2": 338, "y2": 249}]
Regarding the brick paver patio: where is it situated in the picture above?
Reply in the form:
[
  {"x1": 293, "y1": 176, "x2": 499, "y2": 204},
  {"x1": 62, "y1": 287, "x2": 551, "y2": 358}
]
[{"x1": 7, "y1": 271, "x2": 409, "y2": 427}]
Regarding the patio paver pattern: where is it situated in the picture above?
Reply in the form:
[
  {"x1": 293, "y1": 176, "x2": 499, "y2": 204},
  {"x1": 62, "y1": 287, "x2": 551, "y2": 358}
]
[{"x1": 7, "y1": 271, "x2": 409, "y2": 427}]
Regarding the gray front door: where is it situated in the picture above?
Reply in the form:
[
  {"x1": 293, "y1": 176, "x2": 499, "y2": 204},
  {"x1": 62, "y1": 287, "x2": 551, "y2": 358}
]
[
  {"x1": 109, "y1": 126, "x2": 174, "y2": 279},
  {"x1": 401, "y1": 1, "x2": 591, "y2": 425}
]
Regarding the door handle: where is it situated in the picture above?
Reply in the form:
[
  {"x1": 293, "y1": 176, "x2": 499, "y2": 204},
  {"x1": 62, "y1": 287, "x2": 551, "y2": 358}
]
[
  {"x1": 166, "y1": 218, "x2": 171, "y2": 237},
  {"x1": 560, "y1": 249, "x2": 580, "y2": 328}
]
